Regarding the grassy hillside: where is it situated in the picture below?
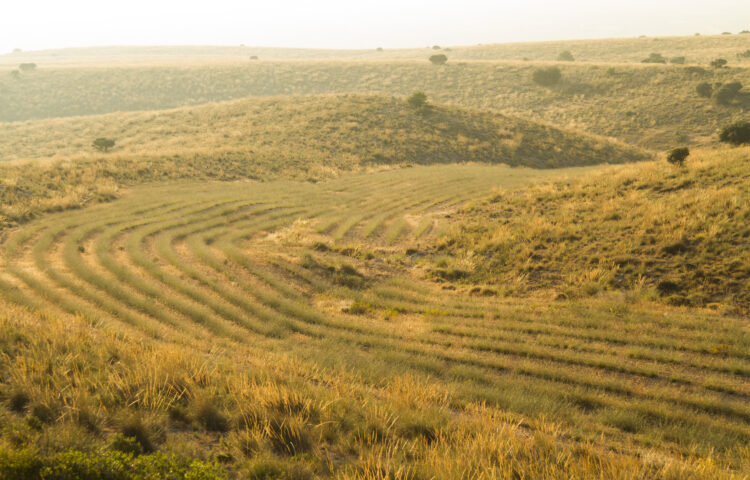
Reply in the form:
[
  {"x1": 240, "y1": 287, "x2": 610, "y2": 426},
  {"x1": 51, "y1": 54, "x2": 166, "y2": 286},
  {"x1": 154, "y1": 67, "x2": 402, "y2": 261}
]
[
  {"x1": 0, "y1": 165, "x2": 747, "y2": 478},
  {"x1": 0, "y1": 94, "x2": 647, "y2": 228},
  {"x1": 3, "y1": 33, "x2": 750, "y2": 64},
  {"x1": 1, "y1": 61, "x2": 748, "y2": 149},
  {"x1": 428, "y1": 146, "x2": 750, "y2": 313}
]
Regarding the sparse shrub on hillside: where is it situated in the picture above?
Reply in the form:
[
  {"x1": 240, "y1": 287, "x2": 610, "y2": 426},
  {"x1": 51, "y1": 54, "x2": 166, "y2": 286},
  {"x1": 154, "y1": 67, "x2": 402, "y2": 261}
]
[
  {"x1": 249, "y1": 55, "x2": 258, "y2": 60},
  {"x1": 719, "y1": 121, "x2": 750, "y2": 145},
  {"x1": 641, "y1": 53, "x2": 666, "y2": 64},
  {"x1": 532, "y1": 67, "x2": 562, "y2": 86},
  {"x1": 712, "y1": 81, "x2": 742, "y2": 105},
  {"x1": 407, "y1": 91, "x2": 428, "y2": 110},
  {"x1": 695, "y1": 82, "x2": 713, "y2": 98},
  {"x1": 738, "y1": 49, "x2": 750, "y2": 59},
  {"x1": 92, "y1": 137, "x2": 115, "y2": 152},
  {"x1": 710, "y1": 58, "x2": 728, "y2": 68},
  {"x1": 432, "y1": 45, "x2": 441, "y2": 50},
  {"x1": 666, "y1": 147, "x2": 689, "y2": 167},
  {"x1": 669, "y1": 56, "x2": 686, "y2": 64},
  {"x1": 557, "y1": 50, "x2": 574, "y2": 61},
  {"x1": 428, "y1": 54, "x2": 447, "y2": 65},
  {"x1": 18, "y1": 63, "x2": 37, "y2": 71},
  {"x1": 9, "y1": 70, "x2": 20, "y2": 79}
]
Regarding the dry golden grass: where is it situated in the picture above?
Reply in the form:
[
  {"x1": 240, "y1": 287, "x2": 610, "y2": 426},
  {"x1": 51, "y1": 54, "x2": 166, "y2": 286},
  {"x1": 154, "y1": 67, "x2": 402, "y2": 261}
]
[
  {"x1": 0, "y1": 94, "x2": 647, "y2": 228},
  {"x1": 2, "y1": 60, "x2": 748, "y2": 150},
  {"x1": 0, "y1": 163, "x2": 747, "y2": 478},
  {"x1": 432, "y1": 146, "x2": 750, "y2": 313}
]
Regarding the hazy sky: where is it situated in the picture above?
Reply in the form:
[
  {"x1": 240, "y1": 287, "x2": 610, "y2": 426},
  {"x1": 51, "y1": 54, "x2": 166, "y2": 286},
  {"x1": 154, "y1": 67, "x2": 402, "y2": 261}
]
[{"x1": 2, "y1": 0, "x2": 749, "y2": 53}]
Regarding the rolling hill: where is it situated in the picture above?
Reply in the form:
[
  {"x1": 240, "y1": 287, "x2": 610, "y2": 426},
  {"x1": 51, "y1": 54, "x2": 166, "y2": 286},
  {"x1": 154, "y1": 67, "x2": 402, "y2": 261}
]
[
  {"x1": 2, "y1": 33, "x2": 750, "y2": 64},
  {"x1": 0, "y1": 94, "x2": 648, "y2": 227},
  {"x1": 0, "y1": 161, "x2": 747, "y2": 479},
  {"x1": 428, "y1": 146, "x2": 750, "y2": 313},
  {"x1": 2, "y1": 60, "x2": 748, "y2": 150}
]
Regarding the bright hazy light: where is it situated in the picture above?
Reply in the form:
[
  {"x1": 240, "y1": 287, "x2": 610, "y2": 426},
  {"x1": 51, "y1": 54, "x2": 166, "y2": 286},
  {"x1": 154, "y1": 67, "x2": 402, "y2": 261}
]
[{"x1": 2, "y1": 0, "x2": 749, "y2": 53}]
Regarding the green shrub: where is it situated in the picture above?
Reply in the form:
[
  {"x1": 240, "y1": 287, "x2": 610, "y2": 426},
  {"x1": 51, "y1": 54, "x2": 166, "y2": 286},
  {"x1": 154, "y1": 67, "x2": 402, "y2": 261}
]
[
  {"x1": 669, "y1": 56, "x2": 686, "y2": 64},
  {"x1": 18, "y1": 63, "x2": 36, "y2": 72},
  {"x1": 428, "y1": 54, "x2": 447, "y2": 65},
  {"x1": 532, "y1": 67, "x2": 562, "y2": 86},
  {"x1": 666, "y1": 147, "x2": 689, "y2": 167},
  {"x1": 710, "y1": 58, "x2": 728, "y2": 68},
  {"x1": 738, "y1": 49, "x2": 750, "y2": 59},
  {"x1": 110, "y1": 434, "x2": 144, "y2": 456},
  {"x1": 407, "y1": 91, "x2": 428, "y2": 109},
  {"x1": 719, "y1": 121, "x2": 750, "y2": 145},
  {"x1": 557, "y1": 50, "x2": 574, "y2": 61},
  {"x1": 712, "y1": 81, "x2": 742, "y2": 105},
  {"x1": 92, "y1": 137, "x2": 115, "y2": 152},
  {"x1": 695, "y1": 82, "x2": 712, "y2": 98},
  {"x1": 641, "y1": 53, "x2": 666, "y2": 64}
]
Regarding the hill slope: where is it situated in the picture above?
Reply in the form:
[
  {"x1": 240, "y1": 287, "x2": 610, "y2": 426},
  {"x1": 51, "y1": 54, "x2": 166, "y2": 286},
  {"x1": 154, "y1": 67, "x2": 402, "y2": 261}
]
[
  {"x1": 428, "y1": 146, "x2": 750, "y2": 312},
  {"x1": 1, "y1": 61, "x2": 748, "y2": 149},
  {"x1": 0, "y1": 94, "x2": 647, "y2": 227}
]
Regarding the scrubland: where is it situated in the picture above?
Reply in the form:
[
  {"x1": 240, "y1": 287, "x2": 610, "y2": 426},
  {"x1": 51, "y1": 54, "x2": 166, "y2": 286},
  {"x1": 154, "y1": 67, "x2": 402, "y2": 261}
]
[{"x1": 0, "y1": 34, "x2": 748, "y2": 479}]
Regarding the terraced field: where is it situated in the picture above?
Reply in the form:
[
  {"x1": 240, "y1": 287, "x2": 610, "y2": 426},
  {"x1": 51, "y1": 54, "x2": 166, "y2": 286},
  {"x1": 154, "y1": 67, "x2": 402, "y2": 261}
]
[{"x1": 1, "y1": 164, "x2": 748, "y2": 477}]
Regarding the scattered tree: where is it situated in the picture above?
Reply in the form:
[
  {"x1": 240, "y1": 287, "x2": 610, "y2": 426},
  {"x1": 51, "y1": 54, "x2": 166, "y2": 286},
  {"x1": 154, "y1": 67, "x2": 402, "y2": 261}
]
[
  {"x1": 428, "y1": 54, "x2": 447, "y2": 65},
  {"x1": 712, "y1": 81, "x2": 742, "y2": 105},
  {"x1": 557, "y1": 50, "x2": 574, "y2": 61},
  {"x1": 432, "y1": 45, "x2": 441, "y2": 50},
  {"x1": 92, "y1": 138, "x2": 116, "y2": 152},
  {"x1": 710, "y1": 58, "x2": 728, "y2": 68},
  {"x1": 18, "y1": 63, "x2": 36, "y2": 72},
  {"x1": 376, "y1": 47, "x2": 383, "y2": 52},
  {"x1": 741, "y1": 30, "x2": 750, "y2": 34},
  {"x1": 407, "y1": 91, "x2": 428, "y2": 110},
  {"x1": 666, "y1": 147, "x2": 689, "y2": 167},
  {"x1": 641, "y1": 53, "x2": 667, "y2": 64},
  {"x1": 532, "y1": 67, "x2": 562, "y2": 86},
  {"x1": 721, "y1": 32, "x2": 732, "y2": 35},
  {"x1": 719, "y1": 121, "x2": 750, "y2": 145},
  {"x1": 249, "y1": 55, "x2": 258, "y2": 60},
  {"x1": 669, "y1": 56, "x2": 686, "y2": 64},
  {"x1": 695, "y1": 82, "x2": 713, "y2": 98},
  {"x1": 12, "y1": 48, "x2": 22, "y2": 53},
  {"x1": 737, "y1": 49, "x2": 750, "y2": 59}
]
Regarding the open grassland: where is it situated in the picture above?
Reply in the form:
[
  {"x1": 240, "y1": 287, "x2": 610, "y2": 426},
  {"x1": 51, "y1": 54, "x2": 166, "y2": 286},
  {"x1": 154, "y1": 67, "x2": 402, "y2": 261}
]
[
  {"x1": 430, "y1": 147, "x2": 750, "y2": 313},
  {"x1": 1, "y1": 60, "x2": 748, "y2": 150},
  {"x1": 0, "y1": 164, "x2": 748, "y2": 478},
  {"x1": 0, "y1": 94, "x2": 647, "y2": 228},
  {"x1": 3, "y1": 33, "x2": 750, "y2": 65}
]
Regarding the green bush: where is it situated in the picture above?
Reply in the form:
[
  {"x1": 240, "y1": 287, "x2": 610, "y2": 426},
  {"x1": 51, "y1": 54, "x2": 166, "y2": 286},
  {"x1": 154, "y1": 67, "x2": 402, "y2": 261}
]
[
  {"x1": 0, "y1": 448, "x2": 227, "y2": 480},
  {"x1": 669, "y1": 56, "x2": 686, "y2": 64},
  {"x1": 712, "y1": 81, "x2": 742, "y2": 105},
  {"x1": 18, "y1": 63, "x2": 36, "y2": 72},
  {"x1": 666, "y1": 147, "x2": 689, "y2": 167},
  {"x1": 695, "y1": 82, "x2": 712, "y2": 98},
  {"x1": 92, "y1": 137, "x2": 115, "y2": 152},
  {"x1": 428, "y1": 54, "x2": 447, "y2": 65},
  {"x1": 557, "y1": 50, "x2": 574, "y2": 61},
  {"x1": 532, "y1": 67, "x2": 562, "y2": 86},
  {"x1": 719, "y1": 121, "x2": 750, "y2": 145},
  {"x1": 407, "y1": 91, "x2": 428, "y2": 109},
  {"x1": 641, "y1": 53, "x2": 666, "y2": 64},
  {"x1": 710, "y1": 58, "x2": 728, "y2": 68}
]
